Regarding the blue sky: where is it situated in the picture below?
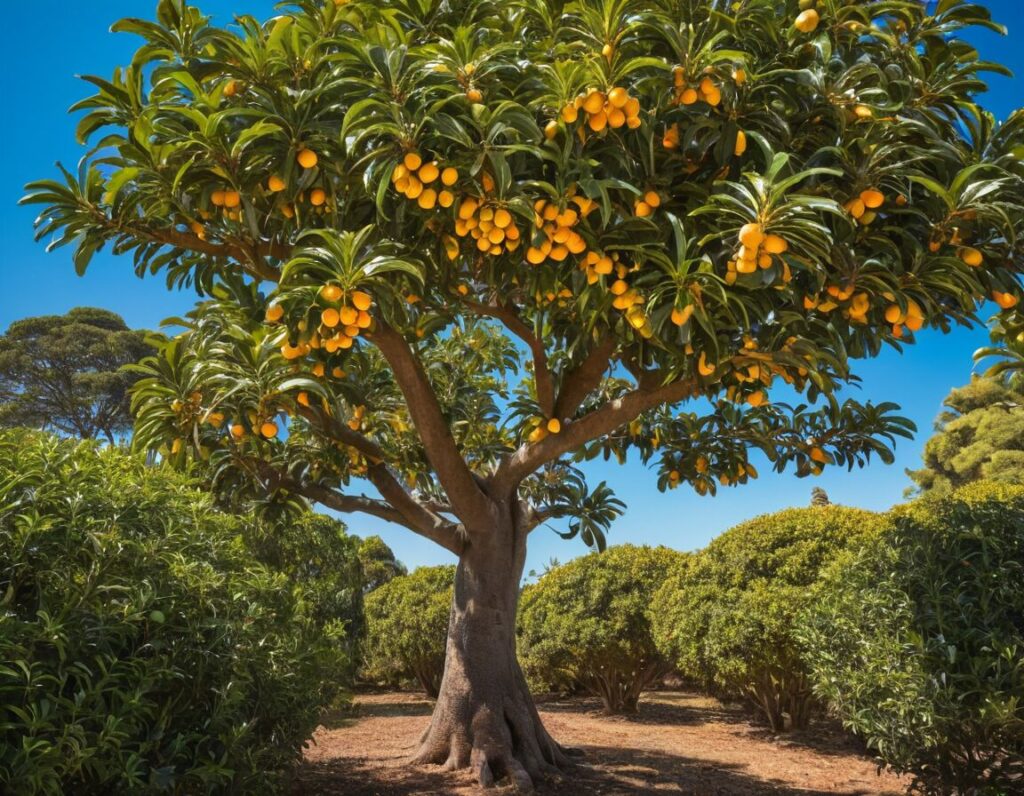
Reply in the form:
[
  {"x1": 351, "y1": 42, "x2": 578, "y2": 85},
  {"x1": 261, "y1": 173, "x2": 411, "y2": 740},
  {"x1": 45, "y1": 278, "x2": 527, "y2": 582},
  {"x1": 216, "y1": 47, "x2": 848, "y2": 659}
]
[{"x1": 2, "y1": 1, "x2": 1021, "y2": 575}]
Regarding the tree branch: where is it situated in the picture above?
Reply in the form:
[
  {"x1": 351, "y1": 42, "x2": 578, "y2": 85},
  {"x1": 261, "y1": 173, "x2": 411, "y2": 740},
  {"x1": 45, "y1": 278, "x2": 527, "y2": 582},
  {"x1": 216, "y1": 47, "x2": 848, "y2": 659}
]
[
  {"x1": 368, "y1": 320, "x2": 494, "y2": 524},
  {"x1": 248, "y1": 457, "x2": 465, "y2": 555},
  {"x1": 552, "y1": 334, "x2": 617, "y2": 419},
  {"x1": 493, "y1": 376, "x2": 699, "y2": 495},
  {"x1": 460, "y1": 297, "x2": 555, "y2": 417}
]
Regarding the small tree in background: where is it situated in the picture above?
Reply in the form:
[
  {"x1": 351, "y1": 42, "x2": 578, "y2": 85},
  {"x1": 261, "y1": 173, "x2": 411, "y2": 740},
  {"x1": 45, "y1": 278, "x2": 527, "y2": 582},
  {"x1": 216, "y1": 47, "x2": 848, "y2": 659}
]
[
  {"x1": 518, "y1": 545, "x2": 685, "y2": 713},
  {"x1": 363, "y1": 566, "x2": 454, "y2": 697},
  {"x1": 906, "y1": 375, "x2": 1024, "y2": 493},
  {"x1": 810, "y1": 486, "x2": 830, "y2": 506},
  {"x1": 0, "y1": 308, "x2": 152, "y2": 442},
  {"x1": 25, "y1": 0, "x2": 1024, "y2": 785},
  {"x1": 651, "y1": 506, "x2": 884, "y2": 730},
  {"x1": 357, "y1": 534, "x2": 408, "y2": 592},
  {"x1": 798, "y1": 482, "x2": 1024, "y2": 794}
]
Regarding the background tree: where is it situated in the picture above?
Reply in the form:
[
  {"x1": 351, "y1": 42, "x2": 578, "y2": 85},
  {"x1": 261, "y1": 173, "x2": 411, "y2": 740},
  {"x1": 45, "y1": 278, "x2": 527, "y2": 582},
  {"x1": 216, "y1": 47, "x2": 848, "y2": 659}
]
[
  {"x1": 797, "y1": 482, "x2": 1024, "y2": 794},
  {"x1": 362, "y1": 566, "x2": 454, "y2": 697},
  {"x1": 518, "y1": 545, "x2": 685, "y2": 713},
  {"x1": 906, "y1": 374, "x2": 1024, "y2": 493},
  {"x1": 809, "y1": 486, "x2": 830, "y2": 506},
  {"x1": 358, "y1": 534, "x2": 408, "y2": 592},
  {"x1": 0, "y1": 308, "x2": 152, "y2": 442},
  {"x1": 651, "y1": 506, "x2": 884, "y2": 730},
  {"x1": 24, "y1": 0, "x2": 1024, "y2": 787}
]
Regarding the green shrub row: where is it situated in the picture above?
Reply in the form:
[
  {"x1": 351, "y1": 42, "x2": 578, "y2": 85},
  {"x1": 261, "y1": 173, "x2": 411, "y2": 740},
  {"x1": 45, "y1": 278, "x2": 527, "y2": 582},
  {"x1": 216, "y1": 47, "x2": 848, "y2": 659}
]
[{"x1": 0, "y1": 431, "x2": 355, "y2": 794}]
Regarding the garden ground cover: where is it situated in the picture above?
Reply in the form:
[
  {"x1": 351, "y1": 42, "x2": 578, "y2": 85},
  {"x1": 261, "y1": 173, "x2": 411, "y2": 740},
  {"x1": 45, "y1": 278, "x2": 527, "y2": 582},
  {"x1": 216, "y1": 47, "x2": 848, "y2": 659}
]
[{"x1": 296, "y1": 691, "x2": 908, "y2": 795}]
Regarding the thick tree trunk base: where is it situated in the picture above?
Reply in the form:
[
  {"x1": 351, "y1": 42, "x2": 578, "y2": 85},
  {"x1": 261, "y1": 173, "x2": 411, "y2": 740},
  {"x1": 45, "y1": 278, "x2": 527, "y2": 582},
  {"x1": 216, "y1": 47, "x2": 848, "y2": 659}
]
[
  {"x1": 409, "y1": 510, "x2": 576, "y2": 791},
  {"x1": 411, "y1": 668, "x2": 573, "y2": 790}
]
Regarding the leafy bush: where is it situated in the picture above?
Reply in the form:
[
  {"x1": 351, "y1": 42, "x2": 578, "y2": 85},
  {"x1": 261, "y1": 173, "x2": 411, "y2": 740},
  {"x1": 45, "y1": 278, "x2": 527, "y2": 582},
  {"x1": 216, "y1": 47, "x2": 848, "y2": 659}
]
[
  {"x1": 518, "y1": 545, "x2": 686, "y2": 713},
  {"x1": 243, "y1": 511, "x2": 365, "y2": 664},
  {"x1": 357, "y1": 534, "x2": 407, "y2": 592},
  {"x1": 0, "y1": 431, "x2": 349, "y2": 794},
  {"x1": 362, "y1": 566, "x2": 454, "y2": 696},
  {"x1": 651, "y1": 506, "x2": 883, "y2": 730},
  {"x1": 797, "y1": 483, "x2": 1024, "y2": 794}
]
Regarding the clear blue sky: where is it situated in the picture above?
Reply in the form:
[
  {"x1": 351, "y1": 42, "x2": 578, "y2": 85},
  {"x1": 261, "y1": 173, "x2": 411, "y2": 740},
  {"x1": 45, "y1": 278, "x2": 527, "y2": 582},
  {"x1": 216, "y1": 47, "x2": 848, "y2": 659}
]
[{"x1": 2, "y1": 1, "x2": 1021, "y2": 575}]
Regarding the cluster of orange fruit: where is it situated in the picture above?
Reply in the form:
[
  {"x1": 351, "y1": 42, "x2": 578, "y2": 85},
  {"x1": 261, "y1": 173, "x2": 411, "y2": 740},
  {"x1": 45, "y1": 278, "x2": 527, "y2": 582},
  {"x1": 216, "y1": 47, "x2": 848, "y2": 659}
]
[
  {"x1": 560, "y1": 87, "x2": 642, "y2": 133},
  {"x1": 610, "y1": 275, "x2": 653, "y2": 339},
  {"x1": 228, "y1": 410, "x2": 279, "y2": 441},
  {"x1": 391, "y1": 152, "x2": 458, "y2": 210},
  {"x1": 526, "y1": 416, "x2": 562, "y2": 444},
  {"x1": 210, "y1": 187, "x2": 243, "y2": 223},
  {"x1": 730, "y1": 223, "x2": 789, "y2": 276},
  {"x1": 579, "y1": 249, "x2": 620, "y2": 284},
  {"x1": 844, "y1": 188, "x2": 885, "y2": 226},
  {"x1": 671, "y1": 70, "x2": 723, "y2": 107},
  {"x1": 882, "y1": 298, "x2": 926, "y2": 338},
  {"x1": 454, "y1": 197, "x2": 523, "y2": 257},
  {"x1": 525, "y1": 194, "x2": 597, "y2": 265},
  {"x1": 266, "y1": 287, "x2": 374, "y2": 359}
]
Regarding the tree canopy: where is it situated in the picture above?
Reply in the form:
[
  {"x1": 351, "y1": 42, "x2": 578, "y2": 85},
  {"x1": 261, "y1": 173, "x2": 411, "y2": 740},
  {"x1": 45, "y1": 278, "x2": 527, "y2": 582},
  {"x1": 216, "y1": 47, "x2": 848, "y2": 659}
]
[
  {"x1": 357, "y1": 534, "x2": 408, "y2": 591},
  {"x1": 23, "y1": 0, "x2": 1024, "y2": 549},
  {"x1": 0, "y1": 307, "x2": 152, "y2": 442},
  {"x1": 907, "y1": 374, "x2": 1024, "y2": 493}
]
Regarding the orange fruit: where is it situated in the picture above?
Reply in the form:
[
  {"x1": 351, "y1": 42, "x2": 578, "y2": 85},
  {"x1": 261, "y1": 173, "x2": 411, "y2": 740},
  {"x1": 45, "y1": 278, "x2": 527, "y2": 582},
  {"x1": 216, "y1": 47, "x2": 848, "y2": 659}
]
[
  {"x1": 959, "y1": 247, "x2": 983, "y2": 267},
  {"x1": 418, "y1": 162, "x2": 439, "y2": 183},
  {"x1": 795, "y1": 9, "x2": 820, "y2": 33},
  {"x1": 738, "y1": 223, "x2": 764, "y2": 248},
  {"x1": 223, "y1": 191, "x2": 241, "y2": 208},
  {"x1": 297, "y1": 148, "x2": 318, "y2": 169},
  {"x1": 608, "y1": 87, "x2": 629, "y2": 108},
  {"x1": 310, "y1": 188, "x2": 326, "y2": 206},
  {"x1": 860, "y1": 189, "x2": 884, "y2": 208},
  {"x1": 260, "y1": 421, "x2": 278, "y2": 439},
  {"x1": 403, "y1": 152, "x2": 422, "y2": 171},
  {"x1": 352, "y1": 291, "x2": 372, "y2": 311},
  {"x1": 441, "y1": 167, "x2": 458, "y2": 186},
  {"x1": 546, "y1": 418, "x2": 561, "y2": 434},
  {"x1": 265, "y1": 304, "x2": 284, "y2": 323},
  {"x1": 268, "y1": 175, "x2": 286, "y2": 192}
]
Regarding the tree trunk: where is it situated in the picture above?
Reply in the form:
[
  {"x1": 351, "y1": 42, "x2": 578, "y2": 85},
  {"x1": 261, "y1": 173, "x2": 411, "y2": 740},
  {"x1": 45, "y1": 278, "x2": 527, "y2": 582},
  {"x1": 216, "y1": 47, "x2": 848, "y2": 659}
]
[{"x1": 411, "y1": 507, "x2": 571, "y2": 790}]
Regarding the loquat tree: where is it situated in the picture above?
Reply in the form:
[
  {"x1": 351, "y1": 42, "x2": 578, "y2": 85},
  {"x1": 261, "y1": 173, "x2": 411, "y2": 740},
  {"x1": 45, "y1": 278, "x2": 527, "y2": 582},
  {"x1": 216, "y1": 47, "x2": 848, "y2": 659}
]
[{"x1": 24, "y1": 0, "x2": 1024, "y2": 788}]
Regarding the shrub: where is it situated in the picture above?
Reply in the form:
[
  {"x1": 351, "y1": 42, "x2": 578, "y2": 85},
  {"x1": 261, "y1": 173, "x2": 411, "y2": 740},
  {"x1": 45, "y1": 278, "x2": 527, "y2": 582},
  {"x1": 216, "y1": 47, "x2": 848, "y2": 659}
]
[
  {"x1": 0, "y1": 431, "x2": 349, "y2": 795},
  {"x1": 243, "y1": 511, "x2": 365, "y2": 664},
  {"x1": 651, "y1": 506, "x2": 883, "y2": 730},
  {"x1": 362, "y1": 566, "x2": 454, "y2": 696},
  {"x1": 797, "y1": 482, "x2": 1024, "y2": 794},
  {"x1": 518, "y1": 545, "x2": 686, "y2": 713}
]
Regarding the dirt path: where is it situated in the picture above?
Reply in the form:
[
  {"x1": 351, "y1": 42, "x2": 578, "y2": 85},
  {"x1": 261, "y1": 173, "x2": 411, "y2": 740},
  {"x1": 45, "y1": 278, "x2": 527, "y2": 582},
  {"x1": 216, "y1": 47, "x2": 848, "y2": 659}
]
[{"x1": 296, "y1": 691, "x2": 907, "y2": 795}]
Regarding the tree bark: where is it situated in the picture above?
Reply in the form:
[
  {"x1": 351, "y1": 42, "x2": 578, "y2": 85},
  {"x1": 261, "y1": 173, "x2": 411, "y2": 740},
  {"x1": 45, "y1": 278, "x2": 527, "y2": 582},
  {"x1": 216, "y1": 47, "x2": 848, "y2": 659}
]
[{"x1": 411, "y1": 506, "x2": 571, "y2": 790}]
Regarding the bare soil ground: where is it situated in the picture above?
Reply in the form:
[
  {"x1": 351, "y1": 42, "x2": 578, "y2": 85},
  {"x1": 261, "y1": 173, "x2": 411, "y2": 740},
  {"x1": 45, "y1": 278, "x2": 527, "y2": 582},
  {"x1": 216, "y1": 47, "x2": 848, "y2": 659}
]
[{"x1": 295, "y1": 690, "x2": 908, "y2": 795}]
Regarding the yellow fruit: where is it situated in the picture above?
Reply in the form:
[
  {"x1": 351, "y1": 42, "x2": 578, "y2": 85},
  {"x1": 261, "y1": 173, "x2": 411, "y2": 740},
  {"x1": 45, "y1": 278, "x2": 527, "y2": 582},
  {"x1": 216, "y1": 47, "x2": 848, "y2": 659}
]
[
  {"x1": 223, "y1": 191, "x2": 241, "y2": 208},
  {"x1": 561, "y1": 104, "x2": 579, "y2": 123},
  {"x1": 734, "y1": 130, "x2": 747, "y2": 156},
  {"x1": 438, "y1": 190, "x2": 454, "y2": 208},
  {"x1": 494, "y1": 208, "x2": 512, "y2": 228},
  {"x1": 644, "y1": 190, "x2": 661, "y2": 208},
  {"x1": 809, "y1": 446, "x2": 828, "y2": 464},
  {"x1": 610, "y1": 279, "x2": 629, "y2": 295},
  {"x1": 762, "y1": 234, "x2": 788, "y2": 254},
  {"x1": 846, "y1": 198, "x2": 866, "y2": 219},
  {"x1": 853, "y1": 104, "x2": 873, "y2": 119},
  {"x1": 746, "y1": 390, "x2": 767, "y2": 407},
  {"x1": 635, "y1": 201, "x2": 652, "y2": 217},
  {"x1": 297, "y1": 392, "x2": 311, "y2": 408},
  {"x1": 211, "y1": 190, "x2": 226, "y2": 207},
  {"x1": 297, "y1": 148, "x2": 318, "y2": 169},
  {"x1": 959, "y1": 247, "x2": 983, "y2": 267},
  {"x1": 339, "y1": 306, "x2": 358, "y2": 326},
  {"x1": 703, "y1": 87, "x2": 722, "y2": 106},
  {"x1": 583, "y1": 91, "x2": 605, "y2": 114},
  {"x1": 546, "y1": 418, "x2": 561, "y2": 434},
  {"x1": 230, "y1": 423, "x2": 245, "y2": 439},
  {"x1": 587, "y1": 111, "x2": 608, "y2": 131},
  {"x1": 544, "y1": 120, "x2": 558, "y2": 140},
  {"x1": 321, "y1": 308, "x2": 340, "y2": 328},
  {"x1": 860, "y1": 189, "x2": 885, "y2": 209},
  {"x1": 884, "y1": 304, "x2": 905, "y2": 324},
  {"x1": 680, "y1": 88, "x2": 698, "y2": 105},
  {"x1": 265, "y1": 304, "x2": 284, "y2": 323},
  {"x1": 527, "y1": 426, "x2": 548, "y2": 444},
  {"x1": 418, "y1": 188, "x2": 437, "y2": 209},
  {"x1": 993, "y1": 291, "x2": 1018, "y2": 309},
  {"x1": 418, "y1": 162, "x2": 439, "y2": 183},
  {"x1": 671, "y1": 306, "x2": 694, "y2": 326},
  {"x1": 467, "y1": 88, "x2": 483, "y2": 102},
  {"x1": 733, "y1": 67, "x2": 746, "y2": 85},
  {"x1": 268, "y1": 175, "x2": 286, "y2": 192},
  {"x1": 321, "y1": 284, "x2": 342, "y2": 302},
  {"x1": 260, "y1": 421, "x2": 278, "y2": 439},
  {"x1": 601, "y1": 43, "x2": 614, "y2": 59},
  {"x1": 310, "y1": 188, "x2": 326, "y2": 206},
  {"x1": 351, "y1": 291, "x2": 372, "y2": 311},
  {"x1": 403, "y1": 152, "x2": 422, "y2": 171},
  {"x1": 441, "y1": 167, "x2": 459, "y2": 187},
  {"x1": 697, "y1": 352, "x2": 716, "y2": 377},
  {"x1": 795, "y1": 8, "x2": 820, "y2": 33},
  {"x1": 608, "y1": 87, "x2": 629, "y2": 108},
  {"x1": 739, "y1": 223, "x2": 764, "y2": 249}
]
